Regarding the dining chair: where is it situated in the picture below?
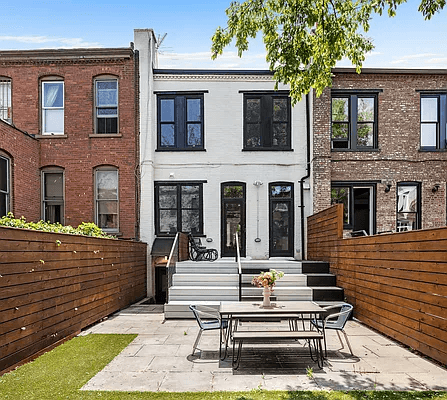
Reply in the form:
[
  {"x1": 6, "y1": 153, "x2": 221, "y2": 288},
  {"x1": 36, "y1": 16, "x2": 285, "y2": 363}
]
[
  {"x1": 311, "y1": 303, "x2": 354, "y2": 356},
  {"x1": 189, "y1": 305, "x2": 228, "y2": 355}
]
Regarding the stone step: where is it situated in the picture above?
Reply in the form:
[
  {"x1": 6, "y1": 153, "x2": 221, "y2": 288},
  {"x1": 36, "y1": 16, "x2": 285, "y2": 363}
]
[
  {"x1": 168, "y1": 286, "x2": 239, "y2": 302},
  {"x1": 306, "y1": 273, "x2": 337, "y2": 287},
  {"x1": 311, "y1": 286, "x2": 344, "y2": 301},
  {"x1": 241, "y1": 274, "x2": 307, "y2": 286},
  {"x1": 172, "y1": 274, "x2": 239, "y2": 286},
  {"x1": 301, "y1": 261, "x2": 330, "y2": 274}
]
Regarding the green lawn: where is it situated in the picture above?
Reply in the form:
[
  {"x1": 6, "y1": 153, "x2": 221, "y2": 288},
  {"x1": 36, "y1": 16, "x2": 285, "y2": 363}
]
[{"x1": 0, "y1": 334, "x2": 445, "y2": 400}]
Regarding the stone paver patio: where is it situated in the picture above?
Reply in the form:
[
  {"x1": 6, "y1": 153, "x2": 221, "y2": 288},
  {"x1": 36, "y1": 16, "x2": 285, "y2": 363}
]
[{"x1": 80, "y1": 301, "x2": 447, "y2": 392}]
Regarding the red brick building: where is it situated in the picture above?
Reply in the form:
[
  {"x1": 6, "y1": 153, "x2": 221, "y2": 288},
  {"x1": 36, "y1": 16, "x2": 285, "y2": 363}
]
[
  {"x1": 312, "y1": 68, "x2": 447, "y2": 236},
  {"x1": 0, "y1": 47, "x2": 140, "y2": 239}
]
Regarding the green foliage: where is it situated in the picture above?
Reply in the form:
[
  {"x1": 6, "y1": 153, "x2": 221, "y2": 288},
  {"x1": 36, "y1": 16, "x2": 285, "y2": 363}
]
[
  {"x1": 211, "y1": 0, "x2": 445, "y2": 104},
  {"x1": 0, "y1": 212, "x2": 115, "y2": 239}
]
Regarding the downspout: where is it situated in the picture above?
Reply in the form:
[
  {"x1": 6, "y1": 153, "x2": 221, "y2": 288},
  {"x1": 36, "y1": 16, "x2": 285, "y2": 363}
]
[
  {"x1": 299, "y1": 93, "x2": 311, "y2": 260},
  {"x1": 134, "y1": 48, "x2": 141, "y2": 241}
]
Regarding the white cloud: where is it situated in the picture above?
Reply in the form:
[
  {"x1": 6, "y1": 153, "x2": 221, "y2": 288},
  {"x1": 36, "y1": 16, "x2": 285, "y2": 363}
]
[
  {"x1": 0, "y1": 35, "x2": 102, "y2": 48},
  {"x1": 158, "y1": 50, "x2": 268, "y2": 69}
]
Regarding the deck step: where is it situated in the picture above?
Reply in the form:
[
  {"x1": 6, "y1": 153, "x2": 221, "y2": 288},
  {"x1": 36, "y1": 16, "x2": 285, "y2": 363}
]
[{"x1": 311, "y1": 286, "x2": 344, "y2": 301}]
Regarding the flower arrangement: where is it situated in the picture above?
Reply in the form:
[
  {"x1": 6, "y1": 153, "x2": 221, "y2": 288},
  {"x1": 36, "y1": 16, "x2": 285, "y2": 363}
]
[{"x1": 251, "y1": 269, "x2": 285, "y2": 290}]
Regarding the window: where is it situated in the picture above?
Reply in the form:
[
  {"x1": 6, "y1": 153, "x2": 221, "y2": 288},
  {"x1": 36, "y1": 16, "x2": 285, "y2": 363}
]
[
  {"x1": 157, "y1": 94, "x2": 204, "y2": 150},
  {"x1": 397, "y1": 182, "x2": 421, "y2": 231},
  {"x1": 0, "y1": 154, "x2": 10, "y2": 217},
  {"x1": 420, "y1": 94, "x2": 447, "y2": 149},
  {"x1": 95, "y1": 79, "x2": 118, "y2": 134},
  {"x1": 155, "y1": 182, "x2": 203, "y2": 235},
  {"x1": 0, "y1": 78, "x2": 12, "y2": 124},
  {"x1": 269, "y1": 183, "x2": 294, "y2": 256},
  {"x1": 331, "y1": 182, "x2": 376, "y2": 234},
  {"x1": 95, "y1": 168, "x2": 119, "y2": 232},
  {"x1": 42, "y1": 169, "x2": 64, "y2": 224},
  {"x1": 42, "y1": 81, "x2": 64, "y2": 134},
  {"x1": 243, "y1": 93, "x2": 291, "y2": 150},
  {"x1": 331, "y1": 92, "x2": 378, "y2": 150}
]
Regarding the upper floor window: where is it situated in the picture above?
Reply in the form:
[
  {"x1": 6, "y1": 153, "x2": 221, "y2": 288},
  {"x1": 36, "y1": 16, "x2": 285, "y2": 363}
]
[
  {"x1": 157, "y1": 94, "x2": 204, "y2": 150},
  {"x1": 243, "y1": 93, "x2": 291, "y2": 150},
  {"x1": 155, "y1": 182, "x2": 203, "y2": 235},
  {"x1": 42, "y1": 81, "x2": 64, "y2": 135},
  {"x1": 95, "y1": 78, "x2": 118, "y2": 134},
  {"x1": 420, "y1": 94, "x2": 447, "y2": 150},
  {"x1": 42, "y1": 169, "x2": 64, "y2": 224},
  {"x1": 0, "y1": 78, "x2": 12, "y2": 124},
  {"x1": 331, "y1": 93, "x2": 378, "y2": 150},
  {"x1": 397, "y1": 182, "x2": 421, "y2": 231},
  {"x1": 95, "y1": 167, "x2": 119, "y2": 233},
  {"x1": 0, "y1": 154, "x2": 10, "y2": 217}
]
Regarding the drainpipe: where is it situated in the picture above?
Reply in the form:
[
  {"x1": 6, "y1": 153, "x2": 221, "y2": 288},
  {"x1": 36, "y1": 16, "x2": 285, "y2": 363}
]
[{"x1": 299, "y1": 93, "x2": 311, "y2": 260}]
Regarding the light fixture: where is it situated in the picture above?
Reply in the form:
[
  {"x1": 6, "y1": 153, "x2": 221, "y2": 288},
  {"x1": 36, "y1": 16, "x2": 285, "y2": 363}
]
[
  {"x1": 432, "y1": 184, "x2": 440, "y2": 193},
  {"x1": 169, "y1": 172, "x2": 175, "y2": 178},
  {"x1": 384, "y1": 184, "x2": 392, "y2": 193},
  {"x1": 253, "y1": 180, "x2": 263, "y2": 186}
]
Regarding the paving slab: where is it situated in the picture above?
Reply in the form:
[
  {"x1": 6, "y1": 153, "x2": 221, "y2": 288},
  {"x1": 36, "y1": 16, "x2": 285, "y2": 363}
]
[{"x1": 80, "y1": 301, "x2": 447, "y2": 392}]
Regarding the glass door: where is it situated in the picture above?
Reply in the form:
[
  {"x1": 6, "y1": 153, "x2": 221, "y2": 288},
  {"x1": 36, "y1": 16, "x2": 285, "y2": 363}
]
[
  {"x1": 269, "y1": 183, "x2": 294, "y2": 257},
  {"x1": 221, "y1": 183, "x2": 246, "y2": 257}
]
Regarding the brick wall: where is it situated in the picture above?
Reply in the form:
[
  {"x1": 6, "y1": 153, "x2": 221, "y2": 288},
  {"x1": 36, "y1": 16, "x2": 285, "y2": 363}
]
[
  {"x1": 313, "y1": 70, "x2": 447, "y2": 233},
  {"x1": 0, "y1": 122, "x2": 40, "y2": 221},
  {"x1": 0, "y1": 49, "x2": 139, "y2": 239}
]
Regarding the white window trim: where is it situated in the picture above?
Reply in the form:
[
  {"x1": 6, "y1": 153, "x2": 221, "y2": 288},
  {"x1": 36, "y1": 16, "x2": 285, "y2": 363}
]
[
  {"x1": 94, "y1": 77, "x2": 119, "y2": 134},
  {"x1": 0, "y1": 78, "x2": 12, "y2": 124},
  {"x1": 95, "y1": 167, "x2": 119, "y2": 233},
  {"x1": 41, "y1": 169, "x2": 65, "y2": 224},
  {"x1": 42, "y1": 81, "x2": 64, "y2": 135}
]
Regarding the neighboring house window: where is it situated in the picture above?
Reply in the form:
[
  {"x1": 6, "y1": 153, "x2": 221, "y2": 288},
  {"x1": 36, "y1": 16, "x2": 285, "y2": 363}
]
[
  {"x1": 42, "y1": 169, "x2": 64, "y2": 224},
  {"x1": 420, "y1": 94, "x2": 447, "y2": 149},
  {"x1": 42, "y1": 81, "x2": 64, "y2": 134},
  {"x1": 331, "y1": 182, "x2": 376, "y2": 235},
  {"x1": 397, "y1": 182, "x2": 421, "y2": 231},
  {"x1": 95, "y1": 78, "x2": 118, "y2": 134},
  {"x1": 95, "y1": 167, "x2": 119, "y2": 232},
  {"x1": 0, "y1": 78, "x2": 12, "y2": 124},
  {"x1": 157, "y1": 94, "x2": 204, "y2": 150},
  {"x1": 331, "y1": 93, "x2": 378, "y2": 150},
  {"x1": 155, "y1": 182, "x2": 203, "y2": 235},
  {"x1": 0, "y1": 154, "x2": 10, "y2": 217},
  {"x1": 243, "y1": 93, "x2": 291, "y2": 150}
]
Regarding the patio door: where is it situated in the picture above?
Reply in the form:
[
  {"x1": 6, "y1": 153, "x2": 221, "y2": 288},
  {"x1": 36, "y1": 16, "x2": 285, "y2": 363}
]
[
  {"x1": 269, "y1": 183, "x2": 294, "y2": 257},
  {"x1": 221, "y1": 182, "x2": 246, "y2": 257}
]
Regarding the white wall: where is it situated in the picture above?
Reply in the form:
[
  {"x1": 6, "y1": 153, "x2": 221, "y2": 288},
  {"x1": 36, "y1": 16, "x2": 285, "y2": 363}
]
[{"x1": 148, "y1": 72, "x2": 309, "y2": 259}]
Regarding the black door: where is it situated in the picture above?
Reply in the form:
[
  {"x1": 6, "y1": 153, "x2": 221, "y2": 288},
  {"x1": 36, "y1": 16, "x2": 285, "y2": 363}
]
[
  {"x1": 353, "y1": 187, "x2": 371, "y2": 234},
  {"x1": 269, "y1": 183, "x2": 294, "y2": 257},
  {"x1": 221, "y1": 183, "x2": 246, "y2": 257}
]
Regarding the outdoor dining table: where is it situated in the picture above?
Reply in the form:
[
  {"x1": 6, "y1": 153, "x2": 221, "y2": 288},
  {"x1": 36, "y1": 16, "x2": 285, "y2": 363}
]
[{"x1": 218, "y1": 301, "x2": 327, "y2": 368}]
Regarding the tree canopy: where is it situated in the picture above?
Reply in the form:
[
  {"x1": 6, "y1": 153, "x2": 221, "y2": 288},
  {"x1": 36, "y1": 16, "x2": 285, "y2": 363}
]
[{"x1": 211, "y1": 0, "x2": 445, "y2": 104}]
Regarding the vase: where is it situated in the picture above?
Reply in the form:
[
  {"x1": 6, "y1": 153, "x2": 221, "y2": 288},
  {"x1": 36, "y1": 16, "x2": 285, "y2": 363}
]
[{"x1": 262, "y1": 286, "x2": 272, "y2": 307}]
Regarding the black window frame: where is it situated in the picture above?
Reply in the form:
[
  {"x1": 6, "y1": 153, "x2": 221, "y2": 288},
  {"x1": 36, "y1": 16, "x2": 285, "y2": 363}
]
[
  {"x1": 242, "y1": 92, "x2": 292, "y2": 151},
  {"x1": 396, "y1": 182, "x2": 421, "y2": 231},
  {"x1": 157, "y1": 93, "x2": 205, "y2": 151},
  {"x1": 331, "y1": 181, "x2": 377, "y2": 234},
  {"x1": 331, "y1": 90, "x2": 380, "y2": 151},
  {"x1": 95, "y1": 166, "x2": 119, "y2": 233},
  {"x1": 0, "y1": 153, "x2": 11, "y2": 217},
  {"x1": 419, "y1": 93, "x2": 447, "y2": 150},
  {"x1": 155, "y1": 181, "x2": 204, "y2": 236}
]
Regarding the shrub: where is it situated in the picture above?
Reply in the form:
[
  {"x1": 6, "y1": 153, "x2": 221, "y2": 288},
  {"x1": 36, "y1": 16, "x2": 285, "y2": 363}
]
[{"x1": 0, "y1": 213, "x2": 115, "y2": 239}]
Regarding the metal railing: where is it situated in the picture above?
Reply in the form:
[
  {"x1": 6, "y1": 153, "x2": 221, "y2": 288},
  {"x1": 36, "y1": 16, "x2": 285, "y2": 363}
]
[
  {"x1": 235, "y1": 231, "x2": 242, "y2": 301},
  {"x1": 166, "y1": 232, "x2": 180, "y2": 301}
]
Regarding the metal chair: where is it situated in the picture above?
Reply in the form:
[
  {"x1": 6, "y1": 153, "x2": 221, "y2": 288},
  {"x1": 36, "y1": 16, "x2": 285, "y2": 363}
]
[
  {"x1": 311, "y1": 303, "x2": 354, "y2": 356},
  {"x1": 189, "y1": 305, "x2": 228, "y2": 355},
  {"x1": 188, "y1": 234, "x2": 218, "y2": 261}
]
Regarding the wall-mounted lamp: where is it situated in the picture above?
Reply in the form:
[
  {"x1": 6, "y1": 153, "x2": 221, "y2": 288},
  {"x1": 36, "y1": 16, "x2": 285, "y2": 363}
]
[
  {"x1": 169, "y1": 172, "x2": 175, "y2": 178},
  {"x1": 384, "y1": 184, "x2": 392, "y2": 193},
  {"x1": 432, "y1": 184, "x2": 440, "y2": 193},
  {"x1": 253, "y1": 180, "x2": 263, "y2": 186}
]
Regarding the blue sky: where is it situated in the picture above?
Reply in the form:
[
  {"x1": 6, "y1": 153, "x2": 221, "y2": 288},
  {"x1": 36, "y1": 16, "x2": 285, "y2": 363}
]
[{"x1": 1, "y1": 1, "x2": 446, "y2": 69}]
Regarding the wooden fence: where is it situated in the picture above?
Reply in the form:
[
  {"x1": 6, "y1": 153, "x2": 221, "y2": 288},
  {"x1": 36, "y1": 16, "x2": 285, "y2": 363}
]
[
  {"x1": 0, "y1": 226, "x2": 147, "y2": 374},
  {"x1": 307, "y1": 205, "x2": 447, "y2": 365}
]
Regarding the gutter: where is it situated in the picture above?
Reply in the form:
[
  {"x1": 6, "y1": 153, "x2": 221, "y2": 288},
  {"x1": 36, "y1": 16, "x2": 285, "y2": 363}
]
[{"x1": 299, "y1": 93, "x2": 311, "y2": 260}]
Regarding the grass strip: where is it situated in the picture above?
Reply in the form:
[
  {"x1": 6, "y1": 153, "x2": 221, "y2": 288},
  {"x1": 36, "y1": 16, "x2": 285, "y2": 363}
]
[{"x1": 0, "y1": 334, "x2": 445, "y2": 400}]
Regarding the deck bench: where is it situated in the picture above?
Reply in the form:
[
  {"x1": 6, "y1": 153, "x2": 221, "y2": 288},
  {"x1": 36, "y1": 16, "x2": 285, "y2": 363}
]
[{"x1": 231, "y1": 330, "x2": 324, "y2": 369}]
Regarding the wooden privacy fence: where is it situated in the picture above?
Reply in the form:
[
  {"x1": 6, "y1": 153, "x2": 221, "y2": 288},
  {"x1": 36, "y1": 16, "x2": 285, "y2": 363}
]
[
  {"x1": 308, "y1": 204, "x2": 447, "y2": 365},
  {"x1": 0, "y1": 226, "x2": 147, "y2": 374}
]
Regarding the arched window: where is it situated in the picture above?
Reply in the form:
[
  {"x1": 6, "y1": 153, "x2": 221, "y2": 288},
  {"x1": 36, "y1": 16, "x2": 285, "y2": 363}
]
[
  {"x1": 95, "y1": 166, "x2": 119, "y2": 232},
  {"x1": 0, "y1": 77, "x2": 12, "y2": 124},
  {"x1": 94, "y1": 76, "x2": 118, "y2": 134},
  {"x1": 0, "y1": 153, "x2": 11, "y2": 216},
  {"x1": 41, "y1": 76, "x2": 64, "y2": 135},
  {"x1": 41, "y1": 167, "x2": 64, "y2": 224}
]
